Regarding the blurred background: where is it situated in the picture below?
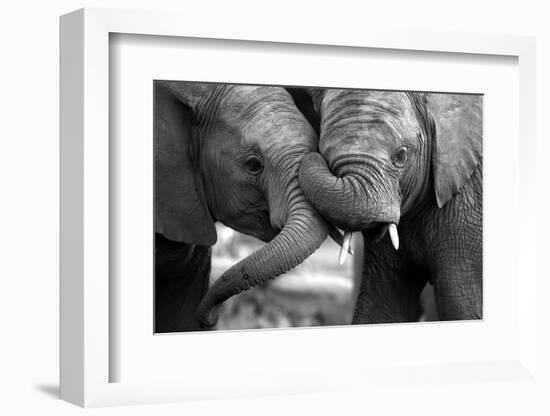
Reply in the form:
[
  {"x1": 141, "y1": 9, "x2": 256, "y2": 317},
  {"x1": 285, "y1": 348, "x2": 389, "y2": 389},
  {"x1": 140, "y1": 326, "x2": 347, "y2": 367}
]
[
  {"x1": 210, "y1": 224, "x2": 437, "y2": 330},
  {"x1": 211, "y1": 224, "x2": 355, "y2": 329}
]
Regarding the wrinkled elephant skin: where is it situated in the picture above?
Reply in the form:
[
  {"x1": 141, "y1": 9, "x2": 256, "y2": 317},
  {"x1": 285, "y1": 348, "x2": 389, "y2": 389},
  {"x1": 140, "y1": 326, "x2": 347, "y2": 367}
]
[
  {"x1": 155, "y1": 82, "x2": 328, "y2": 331},
  {"x1": 295, "y1": 88, "x2": 482, "y2": 322}
]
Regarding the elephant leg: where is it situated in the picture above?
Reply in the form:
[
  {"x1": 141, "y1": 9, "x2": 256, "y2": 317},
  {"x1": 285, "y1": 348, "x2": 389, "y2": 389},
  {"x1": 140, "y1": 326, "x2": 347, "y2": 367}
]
[
  {"x1": 432, "y1": 268, "x2": 482, "y2": 320},
  {"x1": 155, "y1": 234, "x2": 212, "y2": 332},
  {"x1": 352, "y1": 235, "x2": 427, "y2": 324},
  {"x1": 428, "y1": 176, "x2": 483, "y2": 321}
]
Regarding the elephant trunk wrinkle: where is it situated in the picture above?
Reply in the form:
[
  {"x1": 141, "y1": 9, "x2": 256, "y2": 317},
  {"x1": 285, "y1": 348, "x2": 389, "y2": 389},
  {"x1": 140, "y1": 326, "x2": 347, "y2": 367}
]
[{"x1": 299, "y1": 152, "x2": 400, "y2": 231}]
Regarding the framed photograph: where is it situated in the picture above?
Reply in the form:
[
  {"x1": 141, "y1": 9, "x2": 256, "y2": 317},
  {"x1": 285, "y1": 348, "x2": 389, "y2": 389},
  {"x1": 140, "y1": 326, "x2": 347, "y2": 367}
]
[{"x1": 60, "y1": 8, "x2": 537, "y2": 407}]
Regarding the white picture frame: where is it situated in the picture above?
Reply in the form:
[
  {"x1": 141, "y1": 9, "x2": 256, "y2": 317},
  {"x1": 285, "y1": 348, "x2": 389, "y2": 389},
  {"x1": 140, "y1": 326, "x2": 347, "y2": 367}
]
[{"x1": 60, "y1": 7, "x2": 537, "y2": 407}]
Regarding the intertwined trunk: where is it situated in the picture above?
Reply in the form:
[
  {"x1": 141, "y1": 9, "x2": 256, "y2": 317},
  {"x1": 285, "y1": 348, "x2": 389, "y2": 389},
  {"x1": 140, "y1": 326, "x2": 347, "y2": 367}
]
[
  {"x1": 197, "y1": 157, "x2": 329, "y2": 327},
  {"x1": 299, "y1": 152, "x2": 400, "y2": 231}
]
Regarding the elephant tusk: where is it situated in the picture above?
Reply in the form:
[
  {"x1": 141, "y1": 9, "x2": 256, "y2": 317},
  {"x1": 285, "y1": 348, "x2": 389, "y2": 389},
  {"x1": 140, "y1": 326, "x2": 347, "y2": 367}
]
[
  {"x1": 388, "y1": 223, "x2": 399, "y2": 250},
  {"x1": 339, "y1": 232, "x2": 353, "y2": 265},
  {"x1": 329, "y1": 227, "x2": 353, "y2": 255}
]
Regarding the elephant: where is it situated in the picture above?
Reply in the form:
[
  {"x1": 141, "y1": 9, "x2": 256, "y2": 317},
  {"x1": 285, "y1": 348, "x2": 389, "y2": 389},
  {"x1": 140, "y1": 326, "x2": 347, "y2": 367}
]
[
  {"x1": 155, "y1": 81, "x2": 330, "y2": 332},
  {"x1": 293, "y1": 88, "x2": 482, "y2": 323}
]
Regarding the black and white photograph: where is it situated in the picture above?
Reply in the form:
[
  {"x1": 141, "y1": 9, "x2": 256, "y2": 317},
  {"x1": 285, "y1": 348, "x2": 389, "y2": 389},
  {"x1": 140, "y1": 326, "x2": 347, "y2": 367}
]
[
  {"x1": 4, "y1": 0, "x2": 547, "y2": 412},
  {"x1": 154, "y1": 81, "x2": 482, "y2": 333}
]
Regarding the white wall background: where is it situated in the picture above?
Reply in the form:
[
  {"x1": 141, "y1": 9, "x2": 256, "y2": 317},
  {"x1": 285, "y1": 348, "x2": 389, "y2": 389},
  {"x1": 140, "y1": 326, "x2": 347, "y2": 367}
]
[{"x1": 0, "y1": 0, "x2": 548, "y2": 414}]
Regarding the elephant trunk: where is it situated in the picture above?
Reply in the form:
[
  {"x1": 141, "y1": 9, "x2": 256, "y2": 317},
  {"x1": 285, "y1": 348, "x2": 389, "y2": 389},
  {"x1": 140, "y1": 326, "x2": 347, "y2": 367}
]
[
  {"x1": 299, "y1": 152, "x2": 401, "y2": 231},
  {"x1": 195, "y1": 193, "x2": 328, "y2": 328}
]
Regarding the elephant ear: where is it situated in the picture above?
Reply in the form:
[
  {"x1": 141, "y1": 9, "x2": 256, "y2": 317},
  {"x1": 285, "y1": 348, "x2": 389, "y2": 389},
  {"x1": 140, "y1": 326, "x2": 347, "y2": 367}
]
[
  {"x1": 155, "y1": 82, "x2": 217, "y2": 246},
  {"x1": 426, "y1": 93, "x2": 482, "y2": 208}
]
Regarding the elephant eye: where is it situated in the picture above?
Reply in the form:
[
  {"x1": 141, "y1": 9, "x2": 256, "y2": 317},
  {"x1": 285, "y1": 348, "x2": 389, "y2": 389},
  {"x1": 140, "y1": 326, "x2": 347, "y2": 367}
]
[
  {"x1": 244, "y1": 155, "x2": 264, "y2": 175},
  {"x1": 392, "y1": 146, "x2": 409, "y2": 168}
]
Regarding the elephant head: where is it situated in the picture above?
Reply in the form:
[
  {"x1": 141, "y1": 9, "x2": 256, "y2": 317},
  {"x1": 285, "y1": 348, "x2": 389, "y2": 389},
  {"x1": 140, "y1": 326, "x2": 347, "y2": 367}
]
[
  {"x1": 155, "y1": 81, "x2": 329, "y2": 328},
  {"x1": 296, "y1": 88, "x2": 482, "y2": 246}
]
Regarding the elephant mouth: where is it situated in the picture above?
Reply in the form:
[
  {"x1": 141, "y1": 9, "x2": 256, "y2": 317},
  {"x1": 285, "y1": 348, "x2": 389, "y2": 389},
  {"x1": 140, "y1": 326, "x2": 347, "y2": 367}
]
[
  {"x1": 337, "y1": 220, "x2": 399, "y2": 265},
  {"x1": 228, "y1": 209, "x2": 280, "y2": 243},
  {"x1": 255, "y1": 226, "x2": 281, "y2": 242},
  {"x1": 362, "y1": 221, "x2": 400, "y2": 251},
  {"x1": 362, "y1": 221, "x2": 391, "y2": 243}
]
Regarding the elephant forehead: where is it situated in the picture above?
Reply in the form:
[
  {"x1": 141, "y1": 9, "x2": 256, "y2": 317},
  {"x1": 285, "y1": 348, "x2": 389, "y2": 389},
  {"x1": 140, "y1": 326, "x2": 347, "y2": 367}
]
[
  {"x1": 222, "y1": 87, "x2": 317, "y2": 150},
  {"x1": 224, "y1": 85, "x2": 294, "y2": 114},
  {"x1": 242, "y1": 113, "x2": 317, "y2": 152},
  {"x1": 321, "y1": 89, "x2": 420, "y2": 144}
]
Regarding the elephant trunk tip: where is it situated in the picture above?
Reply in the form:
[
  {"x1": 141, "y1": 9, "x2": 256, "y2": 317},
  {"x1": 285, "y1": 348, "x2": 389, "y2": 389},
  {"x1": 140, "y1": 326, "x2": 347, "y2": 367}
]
[{"x1": 196, "y1": 304, "x2": 221, "y2": 328}]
